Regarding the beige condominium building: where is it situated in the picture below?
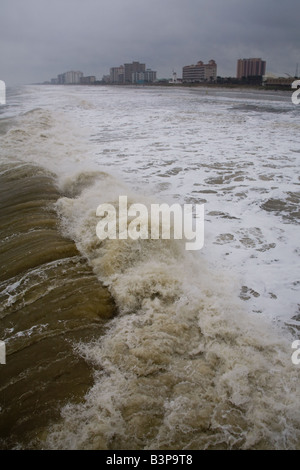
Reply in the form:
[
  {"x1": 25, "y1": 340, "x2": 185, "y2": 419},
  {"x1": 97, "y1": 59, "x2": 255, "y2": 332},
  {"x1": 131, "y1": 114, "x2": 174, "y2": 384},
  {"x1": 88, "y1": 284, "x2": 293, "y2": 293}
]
[{"x1": 182, "y1": 60, "x2": 217, "y2": 83}]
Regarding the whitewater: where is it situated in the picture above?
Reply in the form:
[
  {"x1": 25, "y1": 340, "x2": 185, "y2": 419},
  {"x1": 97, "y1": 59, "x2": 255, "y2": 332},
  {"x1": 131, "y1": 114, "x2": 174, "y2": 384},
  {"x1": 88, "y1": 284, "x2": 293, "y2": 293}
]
[{"x1": 0, "y1": 84, "x2": 299, "y2": 449}]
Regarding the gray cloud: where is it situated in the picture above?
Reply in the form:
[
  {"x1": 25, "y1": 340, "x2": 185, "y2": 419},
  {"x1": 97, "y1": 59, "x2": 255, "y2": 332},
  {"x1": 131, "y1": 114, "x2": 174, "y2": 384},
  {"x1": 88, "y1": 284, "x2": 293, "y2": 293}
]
[{"x1": 0, "y1": 0, "x2": 299, "y2": 85}]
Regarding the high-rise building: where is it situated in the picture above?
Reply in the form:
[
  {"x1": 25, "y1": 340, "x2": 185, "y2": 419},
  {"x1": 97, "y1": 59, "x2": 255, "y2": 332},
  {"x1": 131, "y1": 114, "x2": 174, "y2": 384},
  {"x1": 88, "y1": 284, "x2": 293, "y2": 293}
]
[
  {"x1": 57, "y1": 71, "x2": 84, "y2": 84},
  {"x1": 237, "y1": 58, "x2": 266, "y2": 79},
  {"x1": 124, "y1": 62, "x2": 146, "y2": 83},
  {"x1": 108, "y1": 61, "x2": 157, "y2": 84},
  {"x1": 64, "y1": 71, "x2": 84, "y2": 84},
  {"x1": 80, "y1": 76, "x2": 96, "y2": 85},
  {"x1": 132, "y1": 69, "x2": 157, "y2": 84},
  {"x1": 182, "y1": 60, "x2": 217, "y2": 83},
  {"x1": 57, "y1": 73, "x2": 65, "y2": 84},
  {"x1": 110, "y1": 66, "x2": 125, "y2": 84}
]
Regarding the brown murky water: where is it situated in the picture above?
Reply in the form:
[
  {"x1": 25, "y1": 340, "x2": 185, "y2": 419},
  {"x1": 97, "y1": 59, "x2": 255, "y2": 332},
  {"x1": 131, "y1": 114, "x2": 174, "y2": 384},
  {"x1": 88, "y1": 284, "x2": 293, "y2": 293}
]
[{"x1": 0, "y1": 162, "x2": 117, "y2": 449}]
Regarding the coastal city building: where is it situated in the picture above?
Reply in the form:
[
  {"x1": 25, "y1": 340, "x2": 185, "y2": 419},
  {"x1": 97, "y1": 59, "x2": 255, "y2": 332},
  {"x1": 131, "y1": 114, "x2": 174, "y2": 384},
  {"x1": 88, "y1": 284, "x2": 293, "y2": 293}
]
[
  {"x1": 182, "y1": 60, "x2": 217, "y2": 83},
  {"x1": 109, "y1": 61, "x2": 157, "y2": 84},
  {"x1": 237, "y1": 58, "x2": 266, "y2": 79},
  {"x1": 110, "y1": 66, "x2": 125, "y2": 84},
  {"x1": 57, "y1": 73, "x2": 65, "y2": 84},
  {"x1": 102, "y1": 75, "x2": 111, "y2": 84},
  {"x1": 52, "y1": 71, "x2": 95, "y2": 85},
  {"x1": 56, "y1": 71, "x2": 83, "y2": 84},
  {"x1": 80, "y1": 76, "x2": 96, "y2": 85},
  {"x1": 132, "y1": 69, "x2": 157, "y2": 84},
  {"x1": 263, "y1": 75, "x2": 295, "y2": 89},
  {"x1": 124, "y1": 62, "x2": 146, "y2": 83},
  {"x1": 64, "y1": 71, "x2": 83, "y2": 84}
]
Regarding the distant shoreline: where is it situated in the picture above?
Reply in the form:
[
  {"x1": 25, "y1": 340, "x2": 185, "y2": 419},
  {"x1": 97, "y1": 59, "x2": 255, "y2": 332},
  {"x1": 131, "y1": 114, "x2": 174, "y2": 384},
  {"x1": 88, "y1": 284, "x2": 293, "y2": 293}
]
[{"x1": 34, "y1": 82, "x2": 294, "y2": 92}]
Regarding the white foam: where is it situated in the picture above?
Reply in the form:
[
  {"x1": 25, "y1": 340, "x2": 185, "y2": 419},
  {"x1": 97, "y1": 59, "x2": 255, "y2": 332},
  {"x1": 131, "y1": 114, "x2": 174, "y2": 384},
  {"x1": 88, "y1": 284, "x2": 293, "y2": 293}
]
[{"x1": 49, "y1": 168, "x2": 300, "y2": 449}]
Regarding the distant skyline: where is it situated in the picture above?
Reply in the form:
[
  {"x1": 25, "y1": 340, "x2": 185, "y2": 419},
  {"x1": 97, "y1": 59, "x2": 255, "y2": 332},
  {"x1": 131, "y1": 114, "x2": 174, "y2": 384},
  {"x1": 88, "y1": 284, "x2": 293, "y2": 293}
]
[{"x1": 1, "y1": 0, "x2": 299, "y2": 86}]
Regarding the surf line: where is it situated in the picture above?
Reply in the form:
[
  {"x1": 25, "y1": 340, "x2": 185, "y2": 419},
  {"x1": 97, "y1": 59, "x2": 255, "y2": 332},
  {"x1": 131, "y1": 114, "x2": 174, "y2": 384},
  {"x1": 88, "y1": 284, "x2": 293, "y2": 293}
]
[{"x1": 96, "y1": 195, "x2": 204, "y2": 251}]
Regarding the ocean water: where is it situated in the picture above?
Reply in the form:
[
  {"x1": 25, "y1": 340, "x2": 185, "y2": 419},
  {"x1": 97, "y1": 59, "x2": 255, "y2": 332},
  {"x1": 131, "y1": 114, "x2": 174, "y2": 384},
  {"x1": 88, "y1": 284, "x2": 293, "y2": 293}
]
[{"x1": 0, "y1": 84, "x2": 299, "y2": 449}]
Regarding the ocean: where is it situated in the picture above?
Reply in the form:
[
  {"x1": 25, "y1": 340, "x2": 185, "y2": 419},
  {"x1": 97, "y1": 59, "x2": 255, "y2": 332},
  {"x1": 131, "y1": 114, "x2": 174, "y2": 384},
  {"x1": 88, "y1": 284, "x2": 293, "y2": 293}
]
[{"x1": 0, "y1": 84, "x2": 299, "y2": 449}]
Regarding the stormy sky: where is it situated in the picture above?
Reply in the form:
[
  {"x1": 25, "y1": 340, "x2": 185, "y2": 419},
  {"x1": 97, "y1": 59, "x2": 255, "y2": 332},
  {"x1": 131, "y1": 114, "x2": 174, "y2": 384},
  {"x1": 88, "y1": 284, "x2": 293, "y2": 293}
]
[{"x1": 1, "y1": 0, "x2": 299, "y2": 85}]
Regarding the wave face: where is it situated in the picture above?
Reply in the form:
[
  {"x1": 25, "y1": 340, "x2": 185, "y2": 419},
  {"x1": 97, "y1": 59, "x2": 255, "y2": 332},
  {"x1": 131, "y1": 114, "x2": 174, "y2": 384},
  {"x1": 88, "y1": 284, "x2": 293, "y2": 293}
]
[
  {"x1": 0, "y1": 85, "x2": 299, "y2": 449},
  {"x1": 0, "y1": 162, "x2": 116, "y2": 449}
]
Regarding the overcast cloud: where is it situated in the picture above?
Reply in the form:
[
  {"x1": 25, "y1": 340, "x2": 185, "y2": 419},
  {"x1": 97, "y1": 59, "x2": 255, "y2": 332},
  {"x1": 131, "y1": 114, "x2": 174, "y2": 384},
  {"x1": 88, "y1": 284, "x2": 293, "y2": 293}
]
[{"x1": 0, "y1": 0, "x2": 299, "y2": 85}]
